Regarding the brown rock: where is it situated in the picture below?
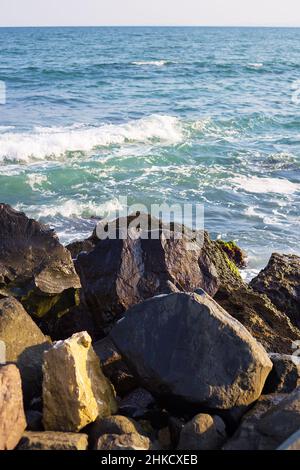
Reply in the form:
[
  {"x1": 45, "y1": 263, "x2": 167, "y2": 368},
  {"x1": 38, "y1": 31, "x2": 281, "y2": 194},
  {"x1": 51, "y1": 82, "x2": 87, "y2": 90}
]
[
  {"x1": 178, "y1": 413, "x2": 226, "y2": 450},
  {"x1": 96, "y1": 432, "x2": 151, "y2": 450},
  {"x1": 263, "y1": 353, "x2": 300, "y2": 394},
  {"x1": 88, "y1": 415, "x2": 141, "y2": 448},
  {"x1": 0, "y1": 364, "x2": 26, "y2": 450},
  {"x1": 17, "y1": 431, "x2": 88, "y2": 450}
]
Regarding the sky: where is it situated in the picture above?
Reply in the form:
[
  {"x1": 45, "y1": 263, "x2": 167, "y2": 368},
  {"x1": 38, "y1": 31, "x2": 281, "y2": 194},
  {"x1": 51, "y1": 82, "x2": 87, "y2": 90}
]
[{"x1": 1, "y1": 0, "x2": 300, "y2": 27}]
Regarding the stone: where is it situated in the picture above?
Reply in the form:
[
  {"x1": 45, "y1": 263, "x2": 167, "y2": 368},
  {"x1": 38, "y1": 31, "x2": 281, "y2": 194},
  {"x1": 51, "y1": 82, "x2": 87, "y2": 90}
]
[
  {"x1": 178, "y1": 413, "x2": 226, "y2": 450},
  {"x1": 94, "y1": 337, "x2": 137, "y2": 397},
  {"x1": 278, "y1": 429, "x2": 300, "y2": 450},
  {"x1": 75, "y1": 214, "x2": 243, "y2": 334},
  {"x1": 216, "y1": 240, "x2": 247, "y2": 268},
  {"x1": 25, "y1": 410, "x2": 43, "y2": 431},
  {"x1": 96, "y1": 433, "x2": 152, "y2": 450},
  {"x1": 250, "y1": 253, "x2": 300, "y2": 328},
  {"x1": 0, "y1": 204, "x2": 81, "y2": 334},
  {"x1": 158, "y1": 427, "x2": 172, "y2": 450},
  {"x1": 263, "y1": 353, "x2": 300, "y2": 394},
  {"x1": 119, "y1": 388, "x2": 155, "y2": 419},
  {"x1": 88, "y1": 415, "x2": 142, "y2": 448},
  {"x1": 17, "y1": 431, "x2": 88, "y2": 450},
  {"x1": 110, "y1": 291, "x2": 272, "y2": 411},
  {"x1": 0, "y1": 297, "x2": 51, "y2": 404},
  {"x1": 43, "y1": 331, "x2": 117, "y2": 432},
  {"x1": 0, "y1": 364, "x2": 26, "y2": 450}
]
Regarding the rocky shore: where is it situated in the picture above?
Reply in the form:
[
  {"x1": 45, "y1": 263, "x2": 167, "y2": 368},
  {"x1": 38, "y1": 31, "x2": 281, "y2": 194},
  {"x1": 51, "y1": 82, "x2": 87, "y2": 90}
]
[{"x1": 0, "y1": 203, "x2": 299, "y2": 451}]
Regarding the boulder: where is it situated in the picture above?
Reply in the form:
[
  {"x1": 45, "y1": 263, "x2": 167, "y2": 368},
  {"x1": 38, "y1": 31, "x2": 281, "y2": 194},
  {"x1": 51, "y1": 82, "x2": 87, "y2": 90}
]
[
  {"x1": 0, "y1": 364, "x2": 26, "y2": 450},
  {"x1": 0, "y1": 204, "x2": 81, "y2": 333},
  {"x1": 263, "y1": 353, "x2": 300, "y2": 394},
  {"x1": 96, "y1": 433, "x2": 152, "y2": 450},
  {"x1": 278, "y1": 429, "x2": 300, "y2": 450},
  {"x1": 119, "y1": 388, "x2": 155, "y2": 419},
  {"x1": 0, "y1": 297, "x2": 51, "y2": 404},
  {"x1": 43, "y1": 331, "x2": 117, "y2": 432},
  {"x1": 93, "y1": 337, "x2": 137, "y2": 397},
  {"x1": 75, "y1": 214, "x2": 243, "y2": 334},
  {"x1": 88, "y1": 415, "x2": 142, "y2": 448},
  {"x1": 110, "y1": 291, "x2": 272, "y2": 411},
  {"x1": 158, "y1": 427, "x2": 172, "y2": 450},
  {"x1": 178, "y1": 413, "x2": 226, "y2": 450},
  {"x1": 250, "y1": 253, "x2": 300, "y2": 328},
  {"x1": 17, "y1": 431, "x2": 88, "y2": 450},
  {"x1": 216, "y1": 240, "x2": 247, "y2": 268}
]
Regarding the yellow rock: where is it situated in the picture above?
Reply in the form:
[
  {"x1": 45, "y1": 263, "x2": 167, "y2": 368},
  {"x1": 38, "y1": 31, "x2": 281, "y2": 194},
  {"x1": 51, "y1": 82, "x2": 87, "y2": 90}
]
[{"x1": 43, "y1": 331, "x2": 117, "y2": 432}]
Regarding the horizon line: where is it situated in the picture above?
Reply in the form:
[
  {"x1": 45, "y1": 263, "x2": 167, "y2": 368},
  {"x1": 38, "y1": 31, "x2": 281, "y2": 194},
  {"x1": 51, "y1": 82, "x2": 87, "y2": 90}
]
[{"x1": 0, "y1": 24, "x2": 300, "y2": 28}]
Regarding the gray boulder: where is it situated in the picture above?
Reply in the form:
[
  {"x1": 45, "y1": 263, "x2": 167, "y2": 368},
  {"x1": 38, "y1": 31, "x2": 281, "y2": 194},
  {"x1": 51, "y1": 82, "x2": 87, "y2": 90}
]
[
  {"x1": 264, "y1": 353, "x2": 300, "y2": 394},
  {"x1": 178, "y1": 413, "x2": 226, "y2": 450}
]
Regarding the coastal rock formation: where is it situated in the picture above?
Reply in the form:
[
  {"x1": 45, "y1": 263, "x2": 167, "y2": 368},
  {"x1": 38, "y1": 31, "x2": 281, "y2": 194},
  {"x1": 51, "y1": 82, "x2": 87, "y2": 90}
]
[
  {"x1": 178, "y1": 413, "x2": 227, "y2": 450},
  {"x1": 263, "y1": 353, "x2": 300, "y2": 394},
  {"x1": 250, "y1": 253, "x2": 300, "y2": 328},
  {"x1": 0, "y1": 364, "x2": 27, "y2": 450},
  {"x1": 216, "y1": 240, "x2": 247, "y2": 268},
  {"x1": 17, "y1": 431, "x2": 88, "y2": 450},
  {"x1": 43, "y1": 332, "x2": 117, "y2": 432},
  {"x1": 0, "y1": 297, "x2": 51, "y2": 404},
  {"x1": 110, "y1": 291, "x2": 272, "y2": 410},
  {"x1": 0, "y1": 204, "x2": 81, "y2": 333},
  {"x1": 75, "y1": 214, "x2": 243, "y2": 333},
  {"x1": 96, "y1": 432, "x2": 152, "y2": 450}
]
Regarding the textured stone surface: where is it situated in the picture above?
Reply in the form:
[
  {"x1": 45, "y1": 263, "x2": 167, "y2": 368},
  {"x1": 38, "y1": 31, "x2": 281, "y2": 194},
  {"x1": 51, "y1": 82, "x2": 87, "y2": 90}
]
[
  {"x1": 17, "y1": 431, "x2": 88, "y2": 450},
  {"x1": 250, "y1": 253, "x2": 300, "y2": 328},
  {"x1": 43, "y1": 331, "x2": 117, "y2": 432},
  {"x1": 264, "y1": 353, "x2": 300, "y2": 393},
  {"x1": 88, "y1": 415, "x2": 141, "y2": 448},
  {"x1": 178, "y1": 413, "x2": 226, "y2": 450},
  {"x1": 0, "y1": 297, "x2": 50, "y2": 404},
  {"x1": 96, "y1": 432, "x2": 152, "y2": 450},
  {"x1": 278, "y1": 429, "x2": 300, "y2": 450},
  {"x1": 110, "y1": 291, "x2": 272, "y2": 410},
  {"x1": 0, "y1": 364, "x2": 26, "y2": 450}
]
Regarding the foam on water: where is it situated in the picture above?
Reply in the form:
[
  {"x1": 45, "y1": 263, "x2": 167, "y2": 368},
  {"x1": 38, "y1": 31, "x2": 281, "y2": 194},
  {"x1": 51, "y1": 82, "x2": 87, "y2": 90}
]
[
  {"x1": 131, "y1": 60, "x2": 168, "y2": 67},
  {"x1": 231, "y1": 176, "x2": 300, "y2": 195}
]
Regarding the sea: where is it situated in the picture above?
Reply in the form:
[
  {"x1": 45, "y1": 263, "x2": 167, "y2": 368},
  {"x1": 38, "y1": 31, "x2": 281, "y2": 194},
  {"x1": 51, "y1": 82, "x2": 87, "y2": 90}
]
[{"x1": 0, "y1": 26, "x2": 300, "y2": 279}]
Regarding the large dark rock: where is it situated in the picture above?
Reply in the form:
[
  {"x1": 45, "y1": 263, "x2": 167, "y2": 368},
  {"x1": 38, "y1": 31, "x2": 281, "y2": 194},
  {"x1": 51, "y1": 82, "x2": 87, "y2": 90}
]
[
  {"x1": 0, "y1": 364, "x2": 27, "y2": 450},
  {"x1": 178, "y1": 413, "x2": 226, "y2": 450},
  {"x1": 250, "y1": 253, "x2": 300, "y2": 328},
  {"x1": 0, "y1": 297, "x2": 51, "y2": 405},
  {"x1": 75, "y1": 214, "x2": 243, "y2": 334},
  {"x1": 263, "y1": 353, "x2": 300, "y2": 394},
  {"x1": 0, "y1": 204, "x2": 81, "y2": 333},
  {"x1": 110, "y1": 291, "x2": 272, "y2": 412}
]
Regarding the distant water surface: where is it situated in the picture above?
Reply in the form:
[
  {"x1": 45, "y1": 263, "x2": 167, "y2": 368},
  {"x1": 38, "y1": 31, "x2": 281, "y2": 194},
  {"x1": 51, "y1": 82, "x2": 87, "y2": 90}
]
[{"x1": 0, "y1": 27, "x2": 300, "y2": 278}]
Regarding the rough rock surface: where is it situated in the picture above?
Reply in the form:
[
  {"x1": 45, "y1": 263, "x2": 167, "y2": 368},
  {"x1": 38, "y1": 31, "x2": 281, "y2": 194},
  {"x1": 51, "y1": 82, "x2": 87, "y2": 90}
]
[
  {"x1": 0, "y1": 297, "x2": 50, "y2": 404},
  {"x1": 75, "y1": 214, "x2": 243, "y2": 333},
  {"x1": 96, "y1": 432, "x2": 152, "y2": 450},
  {"x1": 110, "y1": 291, "x2": 272, "y2": 410},
  {"x1": 0, "y1": 204, "x2": 81, "y2": 331},
  {"x1": 17, "y1": 431, "x2": 88, "y2": 450},
  {"x1": 263, "y1": 353, "x2": 300, "y2": 394},
  {"x1": 0, "y1": 364, "x2": 27, "y2": 450},
  {"x1": 178, "y1": 413, "x2": 226, "y2": 450},
  {"x1": 216, "y1": 240, "x2": 247, "y2": 268},
  {"x1": 250, "y1": 253, "x2": 300, "y2": 328},
  {"x1": 88, "y1": 415, "x2": 142, "y2": 448},
  {"x1": 43, "y1": 331, "x2": 117, "y2": 432}
]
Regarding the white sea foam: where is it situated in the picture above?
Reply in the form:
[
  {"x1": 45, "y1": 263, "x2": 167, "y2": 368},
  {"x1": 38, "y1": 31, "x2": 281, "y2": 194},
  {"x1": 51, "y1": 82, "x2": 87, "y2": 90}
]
[
  {"x1": 247, "y1": 63, "x2": 263, "y2": 69},
  {"x1": 132, "y1": 60, "x2": 168, "y2": 67},
  {"x1": 0, "y1": 114, "x2": 183, "y2": 163},
  {"x1": 232, "y1": 176, "x2": 300, "y2": 195},
  {"x1": 27, "y1": 174, "x2": 48, "y2": 191}
]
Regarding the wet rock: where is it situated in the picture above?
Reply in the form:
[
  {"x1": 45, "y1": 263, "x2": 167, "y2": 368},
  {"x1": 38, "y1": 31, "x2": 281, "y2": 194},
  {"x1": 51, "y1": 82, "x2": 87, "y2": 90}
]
[
  {"x1": 110, "y1": 291, "x2": 272, "y2": 411},
  {"x1": 0, "y1": 204, "x2": 81, "y2": 334},
  {"x1": 263, "y1": 353, "x2": 300, "y2": 394},
  {"x1": 75, "y1": 214, "x2": 243, "y2": 334},
  {"x1": 43, "y1": 331, "x2": 117, "y2": 432},
  {"x1": 17, "y1": 431, "x2": 88, "y2": 450},
  {"x1": 250, "y1": 253, "x2": 300, "y2": 328},
  {"x1": 96, "y1": 432, "x2": 152, "y2": 450},
  {"x1": 178, "y1": 413, "x2": 226, "y2": 450},
  {"x1": 93, "y1": 337, "x2": 138, "y2": 397},
  {"x1": 0, "y1": 297, "x2": 51, "y2": 404},
  {"x1": 0, "y1": 364, "x2": 26, "y2": 450},
  {"x1": 278, "y1": 429, "x2": 300, "y2": 450}
]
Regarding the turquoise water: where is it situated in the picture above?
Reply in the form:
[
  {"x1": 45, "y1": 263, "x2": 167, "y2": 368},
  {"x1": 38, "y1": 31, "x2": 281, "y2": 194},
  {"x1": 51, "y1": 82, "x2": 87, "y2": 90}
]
[{"x1": 0, "y1": 27, "x2": 300, "y2": 277}]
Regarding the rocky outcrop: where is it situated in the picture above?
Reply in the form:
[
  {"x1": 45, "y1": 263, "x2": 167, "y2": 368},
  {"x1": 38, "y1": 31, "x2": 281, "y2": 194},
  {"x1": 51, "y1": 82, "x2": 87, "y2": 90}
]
[
  {"x1": 216, "y1": 240, "x2": 247, "y2": 268},
  {"x1": 0, "y1": 204, "x2": 81, "y2": 334},
  {"x1": 110, "y1": 291, "x2": 272, "y2": 411},
  {"x1": 17, "y1": 431, "x2": 88, "y2": 450},
  {"x1": 0, "y1": 297, "x2": 51, "y2": 404},
  {"x1": 250, "y1": 253, "x2": 300, "y2": 328},
  {"x1": 263, "y1": 353, "x2": 300, "y2": 394},
  {"x1": 0, "y1": 364, "x2": 27, "y2": 450},
  {"x1": 96, "y1": 432, "x2": 152, "y2": 450},
  {"x1": 43, "y1": 332, "x2": 117, "y2": 432},
  {"x1": 178, "y1": 413, "x2": 226, "y2": 450},
  {"x1": 75, "y1": 214, "x2": 243, "y2": 334}
]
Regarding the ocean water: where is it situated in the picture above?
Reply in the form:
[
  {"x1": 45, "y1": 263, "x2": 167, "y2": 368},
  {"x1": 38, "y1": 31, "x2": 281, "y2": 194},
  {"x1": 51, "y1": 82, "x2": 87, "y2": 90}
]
[{"x1": 0, "y1": 26, "x2": 300, "y2": 278}]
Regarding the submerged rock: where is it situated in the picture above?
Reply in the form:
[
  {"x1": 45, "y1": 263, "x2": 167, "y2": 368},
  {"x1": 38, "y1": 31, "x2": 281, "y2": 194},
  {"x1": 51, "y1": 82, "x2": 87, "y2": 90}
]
[
  {"x1": 178, "y1": 413, "x2": 226, "y2": 450},
  {"x1": 250, "y1": 253, "x2": 300, "y2": 328},
  {"x1": 0, "y1": 364, "x2": 27, "y2": 450},
  {"x1": 43, "y1": 331, "x2": 117, "y2": 432},
  {"x1": 0, "y1": 204, "x2": 81, "y2": 334},
  {"x1": 0, "y1": 297, "x2": 51, "y2": 404},
  {"x1": 17, "y1": 431, "x2": 88, "y2": 450},
  {"x1": 110, "y1": 291, "x2": 272, "y2": 411}
]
